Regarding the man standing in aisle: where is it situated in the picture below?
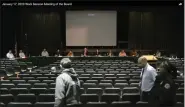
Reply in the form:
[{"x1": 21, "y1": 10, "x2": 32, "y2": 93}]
[{"x1": 138, "y1": 56, "x2": 157, "y2": 102}]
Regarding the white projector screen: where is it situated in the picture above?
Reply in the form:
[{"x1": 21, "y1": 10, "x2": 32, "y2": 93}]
[{"x1": 66, "y1": 11, "x2": 117, "y2": 46}]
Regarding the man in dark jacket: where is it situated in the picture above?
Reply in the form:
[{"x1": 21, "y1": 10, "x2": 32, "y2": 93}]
[
  {"x1": 54, "y1": 58, "x2": 80, "y2": 107},
  {"x1": 151, "y1": 61, "x2": 177, "y2": 107}
]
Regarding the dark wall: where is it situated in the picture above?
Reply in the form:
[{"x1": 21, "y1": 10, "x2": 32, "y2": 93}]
[{"x1": 1, "y1": 6, "x2": 184, "y2": 57}]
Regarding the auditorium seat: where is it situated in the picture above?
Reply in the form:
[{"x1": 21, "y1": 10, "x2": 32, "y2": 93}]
[
  {"x1": 33, "y1": 83, "x2": 48, "y2": 88},
  {"x1": 100, "y1": 80, "x2": 113, "y2": 83},
  {"x1": 92, "y1": 77, "x2": 104, "y2": 81},
  {"x1": 122, "y1": 93, "x2": 140, "y2": 103},
  {"x1": 83, "y1": 102, "x2": 107, "y2": 107},
  {"x1": 12, "y1": 80, "x2": 26, "y2": 85},
  {"x1": 79, "y1": 77, "x2": 90, "y2": 82},
  {"x1": 109, "y1": 71, "x2": 119, "y2": 74},
  {"x1": 130, "y1": 83, "x2": 139, "y2": 87},
  {"x1": 0, "y1": 102, "x2": 5, "y2": 107},
  {"x1": 38, "y1": 94, "x2": 55, "y2": 102},
  {"x1": 27, "y1": 80, "x2": 40, "y2": 85},
  {"x1": 176, "y1": 93, "x2": 184, "y2": 103},
  {"x1": 0, "y1": 83, "x2": 15, "y2": 89},
  {"x1": 129, "y1": 79, "x2": 140, "y2": 83},
  {"x1": 47, "y1": 88, "x2": 55, "y2": 94},
  {"x1": 111, "y1": 101, "x2": 132, "y2": 107},
  {"x1": 30, "y1": 88, "x2": 47, "y2": 95},
  {"x1": 81, "y1": 74, "x2": 91, "y2": 77},
  {"x1": 86, "y1": 80, "x2": 98, "y2": 85},
  {"x1": 17, "y1": 83, "x2": 32, "y2": 89},
  {"x1": 31, "y1": 74, "x2": 43, "y2": 78},
  {"x1": 118, "y1": 76, "x2": 130, "y2": 80},
  {"x1": 9, "y1": 88, "x2": 28, "y2": 95},
  {"x1": 34, "y1": 102, "x2": 54, "y2": 107},
  {"x1": 92, "y1": 74, "x2": 103, "y2": 77},
  {"x1": 0, "y1": 88, "x2": 9, "y2": 94},
  {"x1": 105, "y1": 77, "x2": 117, "y2": 80},
  {"x1": 120, "y1": 71, "x2": 130, "y2": 74},
  {"x1": 104, "y1": 88, "x2": 121, "y2": 95},
  {"x1": 136, "y1": 101, "x2": 149, "y2": 107},
  {"x1": 87, "y1": 88, "x2": 103, "y2": 95},
  {"x1": 177, "y1": 88, "x2": 184, "y2": 93},
  {"x1": 0, "y1": 94, "x2": 14, "y2": 105},
  {"x1": 22, "y1": 77, "x2": 35, "y2": 81},
  {"x1": 101, "y1": 93, "x2": 120, "y2": 103},
  {"x1": 0, "y1": 80, "x2": 10, "y2": 84},
  {"x1": 36, "y1": 77, "x2": 49, "y2": 81},
  {"x1": 80, "y1": 94, "x2": 99, "y2": 103},
  {"x1": 43, "y1": 74, "x2": 55, "y2": 78},
  {"x1": 42, "y1": 80, "x2": 55, "y2": 84},
  {"x1": 123, "y1": 87, "x2": 139, "y2": 93},
  {"x1": 16, "y1": 94, "x2": 36, "y2": 103},
  {"x1": 83, "y1": 83, "x2": 97, "y2": 89},
  {"x1": 86, "y1": 71, "x2": 96, "y2": 74},
  {"x1": 176, "y1": 102, "x2": 184, "y2": 107},
  {"x1": 49, "y1": 83, "x2": 56, "y2": 88},
  {"x1": 116, "y1": 74, "x2": 127, "y2": 78},
  {"x1": 7, "y1": 102, "x2": 32, "y2": 107},
  {"x1": 98, "y1": 83, "x2": 113, "y2": 89},
  {"x1": 8, "y1": 77, "x2": 19, "y2": 81},
  {"x1": 114, "y1": 83, "x2": 129, "y2": 89}
]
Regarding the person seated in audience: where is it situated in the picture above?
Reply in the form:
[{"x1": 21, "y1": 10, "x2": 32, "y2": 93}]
[
  {"x1": 67, "y1": 50, "x2": 74, "y2": 57},
  {"x1": 107, "y1": 49, "x2": 113, "y2": 56},
  {"x1": 41, "y1": 48, "x2": 49, "y2": 57},
  {"x1": 119, "y1": 50, "x2": 127, "y2": 57},
  {"x1": 55, "y1": 49, "x2": 62, "y2": 57},
  {"x1": 54, "y1": 58, "x2": 80, "y2": 107},
  {"x1": 130, "y1": 49, "x2": 137, "y2": 56},
  {"x1": 155, "y1": 50, "x2": 161, "y2": 57},
  {"x1": 19, "y1": 50, "x2": 26, "y2": 58},
  {"x1": 82, "y1": 47, "x2": 88, "y2": 57},
  {"x1": 6, "y1": 50, "x2": 15, "y2": 59}
]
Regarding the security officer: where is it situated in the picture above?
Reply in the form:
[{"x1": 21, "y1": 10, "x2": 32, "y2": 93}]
[{"x1": 151, "y1": 61, "x2": 177, "y2": 107}]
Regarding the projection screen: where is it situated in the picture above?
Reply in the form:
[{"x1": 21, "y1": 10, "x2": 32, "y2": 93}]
[{"x1": 66, "y1": 11, "x2": 117, "y2": 46}]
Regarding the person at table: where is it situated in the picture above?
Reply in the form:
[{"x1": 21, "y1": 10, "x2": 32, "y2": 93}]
[
  {"x1": 41, "y1": 48, "x2": 49, "y2": 57},
  {"x1": 95, "y1": 49, "x2": 101, "y2": 56},
  {"x1": 155, "y1": 50, "x2": 161, "y2": 57},
  {"x1": 119, "y1": 50, "x2": 127, "y2": 57},
  {"x1": 55, "y1": 49, "x2": 62, "y2": 57},
  {"x1": 82, "y1": 48, "x2": 88, "y2": 57},
  {"x1": 107, "y1": 49, "x2": 113, "y2": 56},
  {"x1": 67, "y1": 50, "x2": 74, "y2": 57},
  {"x1": 19, "y1": 50, "x2": 26, "y2": 58},
  {"x1": 6, "y1": 50, "x2": 15, "y2": 59},
  {"x1": 130, "y1": 49, "x2": 137, "y2": 56}
]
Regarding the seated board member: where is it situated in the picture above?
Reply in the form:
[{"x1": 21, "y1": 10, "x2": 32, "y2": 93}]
[
  {"x1": 107, "y1": 49, "x2": 113, "y2": 56},
  {"x1": 130, "y1": 49, "x2": 137, "y2": 56},
  {"x1": 54, "y1": 58, "x2": 80, "y2": 107},
  {"x1": 67, "y1": 50, "x2": 74, "y2": 57},
  {"x1": 119, "y1": 50, "x2": 127, "y2": 57},
  {"x1": 41, "y1": 48, "x2": 49, "y2": 57},
  {"x1": 19, "y1": 50, "x2": 26, "y2": 58},
  {"x1": 6, "y1": 50, "x2": 15, "y2": 59},
  {"x1": 55, "y1": 49, "x2": 62, "y2": 57},
  {"x1": 82, "y1": 48, "x2": 88, "y2": 57},
  {"x1": 155, "y1": 50, "x2": 161, "y2": 57},
  {"x1": 95, "y1": 49, "x2": 101, "y2": 56}
]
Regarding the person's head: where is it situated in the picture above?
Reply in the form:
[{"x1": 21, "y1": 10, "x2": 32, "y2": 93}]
[
  {"x1": 159, "y1": 61, "x2": 177, "y2": 75},
  {"x1": 43, "y1": 49, "x2": 46, "y2": 51},
  {"x1": 138, "y1": 56, "x2": 148, "y2": 68},
  {"x1": 60, "y1": 58, "x2": 72, "y2": 69},
  {"x1": 20, "y1": 50, "x2": 22, "y2": 53},
  {"x1": 9, "y1": 50, "x2": 12, "y2": 53},
  {"x1": 121, "y1": 50, "x2": 125, "y2": 53},
  {"x1": 57, "y1": 49, "x2": 60, "y2": 52}
]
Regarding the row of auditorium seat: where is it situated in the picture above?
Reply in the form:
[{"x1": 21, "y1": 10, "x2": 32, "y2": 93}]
[{"x1": 0, "y1": 93, "x2": 184, "y2": 105}]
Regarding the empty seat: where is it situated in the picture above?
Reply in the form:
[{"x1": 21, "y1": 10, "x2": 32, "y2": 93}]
[
  {"x1": 0, "y1": 94, "x2": 14, "y2": 105},
  {"x1": 34, "y1": 102, "x2": 55, "y2": 107},
  {"x1": 17, "y1": 83, "x2": 32, "y2": 89},
  {"x1": 81, "y1": 74, "x2": 91, "y2": 77},
  {"x1": 122, "y1": 93, "x2": 140, "y2": 103},
  {"x1": 100, "y1": 80, "x2": 113, "y2": 83},
  {"x1": 44, "y1": 74, "x2": 55, "y2": 78},
  {"x1": 123, "y1": 87, "x2": 139, "y2": 93},
  {"x1": 92, "y1": 74, "x2": 103, "y2": 77},
  {"x1": 114, "y1": 83, "x2": 129, "y2": 89},
  {"x1": 19, "y1": 74, "x2": 30, "y2": 78},
  {"x1": 0, "y1": 88, "x2": 9, "y2": 94},
  {"x1": 84, "y1": 102, "x2": 107, "y2": 107},
  {"x1": 104, "y1": 88, "x2": 121, "y2": 95},
  {"x1": 136, "y1": 101, "x2": 149, "y2": 107},
  {"x1": 111, "y1": 101, "x2": 132, "y2": 107},
  {"x1": 49, "y1": 83, "x2": 56, "y2": 88},
  {"x1": 129, "y1": 79, "x2": 140, "y2": 83},
  {"x1": 22, "y1": 77, "x2": 35, "y2": 81},
  {"x1": 87, "y1": 88, "x2": 103, "y2": 95},
  {"x1": 0, "y1": 84, "x2": 15, "y2": 89},
  {"x1": 36, "y1": 77, "x2": 49, "y2": 81},
  {"x1": 0, "y1": 80, "x2": 10, "y2": 84},
  {"x1": 91, "y1": 77, "x2": 104, "y2": 81},
  {"x1": 80, "y1": 94, "x2": 99, "y2": 104},
  {"x1": 33, "y1": 83, "x2": 48, "y2": 88},
  {"x1": 83, "y1": 83, "x2": 97, "y2": 89},
  {"x1": 9, "y1": 88, "x2": 28, "y2": 95},
  {"x1": 101, "y1": 93, "x2": 120, "y2": 103},
  {"x1": 16, "y1": 94, "x2": 36, "y2": 103},
  {"x1": 38, "y1": 94, "x2": 55, "y2": 102},
  {"x1": 177, "y1": 88, "x2": 184, "y2": 93},
  {"x1": 105, "y1": 77, "x2": 117, "y2": 80},
  {"x1": 31, "y1": 74, "x2": 43, "y2": 78},
  {"x1": 79, "y1": 77, "x2": 90, "y2": 82},
  {"x1": 98, "y1": 83, "x2": 113, "y2": 89},
  {"x1": 176, "y1": 93, "x2": 184, "y2": 103},
  {"x1": 12, "y1": 80, "x2": 26, "y2": 85},
  {"x1": 115, "y1": 80, "x2": 128, "y2": 83},
  {"x1": 130, "y1": 83, "x2": 139, "y2": 87},
  {"x1": 86, "y1": 80, "x2": 98, "y2": 85},
  {"x1": 47, "y1": 88, "x2": 55, "y2": 94},
  {"x1": 30, "y1": 88, "x2": 47, "y2": 95},
  {"x1": 8, "y1": 77, "x2": 19, "y2": 80},
  {"x1": 109, "y1": 71, "x2": 119, "y2": 74},
  {"x1": 27, "y1": 80, "x2": 40, "y2": 85},
  {"x1": 104, "y1": 74, "x2": 115, "y2": 77},
  {"x1": 0, "y1": 102, "x2": 5, "y2": 107},
  {"x1": 7, "y1": 102, "x2": 32, "y2": 107}
]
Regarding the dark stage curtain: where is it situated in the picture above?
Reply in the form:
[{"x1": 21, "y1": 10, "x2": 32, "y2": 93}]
[{"x1": 22, "y1": 12, "x2": 61, "y2": 56}]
